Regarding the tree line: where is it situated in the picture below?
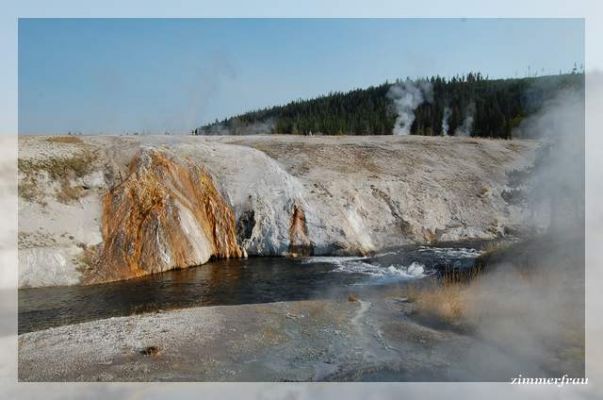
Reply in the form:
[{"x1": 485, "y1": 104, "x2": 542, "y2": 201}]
[{"x1": 194, "y1": 72, "x2": 584, "y2": 138}]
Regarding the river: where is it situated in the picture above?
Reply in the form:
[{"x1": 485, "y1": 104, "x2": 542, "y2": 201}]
[{"x1": 18, "y1": 244, "x2": 483, "y2": 334}]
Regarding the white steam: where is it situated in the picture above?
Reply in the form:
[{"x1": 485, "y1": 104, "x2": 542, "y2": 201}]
[
  {"x1": 455, "y1": 102, "x2": 475, "y2": 137},
  {"x1": 441, "y1": 106, "x2": 451, "y2": 136},
  {"x1": 515, "y1": 86, "x2": 585, "y2": 233},
  {"x1": 387, "y1": 79, "x2": 433, "y2": 135},
  {"x1": 457, "y1": 82, "x2": 586, "y2": 380},
  {"x1": 197, "y1": 118, "x2": 275, "y2": 135}
]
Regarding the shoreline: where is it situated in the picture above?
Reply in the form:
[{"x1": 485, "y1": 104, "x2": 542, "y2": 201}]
[
  {"x1": 18, "y1": 239, "x2": 501, "y2": 335},
  {"x1": 14, "y1": 293, "x2": 518, "y2": 382},
  {"x1": 18, "y1": 282, "x2": 582, "y2": 382}
]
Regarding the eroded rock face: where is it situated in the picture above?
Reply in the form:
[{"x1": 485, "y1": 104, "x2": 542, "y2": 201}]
[{"x1": 85, "y1": 148, "x2": 243, "y2": 284}]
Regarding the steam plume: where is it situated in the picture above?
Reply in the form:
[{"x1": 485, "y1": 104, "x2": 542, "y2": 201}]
[
  {"x1": 515, "y1": 85, "x2": 585, "y2": 233},
  {"x1": 441, "y1": 106, "x2": 451, "y2": 136},
  {"x1": 455, "y1": 102, "x2": 475, "y2": 137},
  {"x1": 458, "y1": 83, "x2": 586, "y2": 379},
  {"x1": 387, "y1": 79, "x2": 433, "y2": 135},
  {"x1": 197, "y1": 119, "x2": 275, "y2": 136}
]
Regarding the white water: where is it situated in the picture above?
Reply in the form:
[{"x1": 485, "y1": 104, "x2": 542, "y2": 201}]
[
  {"x1": 301, "y1": 246, "x2": 484, "y2": 284},
  {"x1": 416, "y1": 246, "x2": 483, "y2": 258},
  {"x1": 301, "y1": 255, "x2": 368, "y2": 264},
  {"x1": 304, "y1": 256, "x2": 428, "y2": 283},
  {"x1": 333, "y1": 260, "x2": 428, "y2": 281}
]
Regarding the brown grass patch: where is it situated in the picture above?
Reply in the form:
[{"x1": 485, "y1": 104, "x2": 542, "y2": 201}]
[
  {"x1": 18, "y1": 149, "x2": 98, "y2": 203},
  {"x1": 409, "y1": 279, "x2": 467, "y2": 323},
  {"x1": 405, "y1": 270, "x2": 480, "y2": 325},
  {"x1": 474, "y1": 240, "x2": 514, "y2": 271},
  {"x1": 75, "y1": 243, "x2": 100, "y2": 277},
  {"x1": 18, "y1": 179, "x2": 39, "y2": 201},
  {"x1": 18, "y1": 149, "x2": 97, "y2": 181},
  {"x1": 46, "y1": 136, "x2": 83, "y2": 144},
  {"x1": 56, "y1": 182, "x2": 85, "y2": 203}
]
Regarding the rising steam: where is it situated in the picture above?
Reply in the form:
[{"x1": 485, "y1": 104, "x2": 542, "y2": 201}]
[
  {"x1": 515, "y1": 85, "x2": 585, "y2": 233},
  {"x1": 455, "y1": 102, "x2": 476, "y2": 137},
  {"x1": 387, "y1": 79, "x2": 433, "y2": 135},
  {"x1": 197, "y1": 118, "x2": 275, "y2": 136},
  {"x1": 457, "y1": 82, "x2": 586, "y2": 379},
  {"x1": 441, "y1": 106, "x2": 451, "y2": 136}
]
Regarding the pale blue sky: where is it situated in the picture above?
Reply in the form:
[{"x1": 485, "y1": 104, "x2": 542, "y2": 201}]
[{"x1": 19, "y1": 18, "x2": 584, "y2": 134}]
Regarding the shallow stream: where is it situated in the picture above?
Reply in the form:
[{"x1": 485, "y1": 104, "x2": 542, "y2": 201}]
[{"x1": 18, "y1": 244, "x2": 484, "y2": 334}]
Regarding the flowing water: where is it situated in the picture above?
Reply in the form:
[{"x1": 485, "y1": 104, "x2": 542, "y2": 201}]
[{"x1": 18, "y1": 244, "x2": 484, "y2": 334}]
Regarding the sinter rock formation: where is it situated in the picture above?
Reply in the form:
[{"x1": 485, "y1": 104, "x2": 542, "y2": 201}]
[{"x1": 18, "y1": 135, "x2": 539, "y2": 287}]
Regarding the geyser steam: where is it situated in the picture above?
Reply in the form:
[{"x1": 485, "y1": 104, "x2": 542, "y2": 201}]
[
  {"x1": 455, "y1": 102, "x2": 476, "y2": 137},
  {"x1": 387, "y1": 79, "x2": 433, "y2": 135},
  {"x1": 441, "y1": 106, "x2": 451, "y2": 135},
  {"x1": 457, "y1": 82, "x2": 586, "y2": 379}
]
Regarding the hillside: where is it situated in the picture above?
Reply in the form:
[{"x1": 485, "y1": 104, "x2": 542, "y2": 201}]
[{"x1": 195, "y1": 72, "x2": 584, "y2": 138}]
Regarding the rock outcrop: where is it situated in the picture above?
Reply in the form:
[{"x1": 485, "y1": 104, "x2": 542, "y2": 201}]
[
  {"x1": 18, "y1": 135, "x2": 539, "y2": 287},
  {"x1": 86, "y1": 148, "x2": 243, "y2": 284}
]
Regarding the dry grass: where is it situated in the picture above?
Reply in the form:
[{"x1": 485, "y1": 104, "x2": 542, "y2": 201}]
[
  {"x1": 18, "y1": 149, "x2": 97, "y2": 181},
  {"x1": 482, "y1": 240, "x2": 504, "y2": 254},
  {"x1": 46, "y1": 136, "x2": 83, "y2": 144},
  {"x1": 404, "y1": 267, "x2": 482, "y2": 325},
  {"x1": 407, "y1": 276, "x2": 468, "y2": 324},
  {"x1": 18, "y1": 149, "x2": 98, "y2": 203},
  {"x1": 474, "y1": 239, "x2": 514, "y2": 271},
  {"x1": 18, "y1": 179, "x2": 39, "y2": 201},
  {"x1": 75, "y1": 243, "x2": 99, "y2": 277},
  {"x1": 415, "y1": 283, "x2": 465, "y2": 323},
  {"x1": 56, "y1": 182, "x2": 85, "y2": 203},
  {"x1": 407, "y1": 240, "x2": 543, "y2": 326}
]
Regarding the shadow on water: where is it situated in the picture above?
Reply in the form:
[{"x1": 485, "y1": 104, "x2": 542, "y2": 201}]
[
  {"x1": 18, "y1": 257, "x2": 363, "y2": 334},
  {"x1": 18, "y1": 243, "x2": 486, "y2": 334}
]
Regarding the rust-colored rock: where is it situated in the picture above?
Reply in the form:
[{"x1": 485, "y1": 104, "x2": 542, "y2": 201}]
[
  {"x1": 85, "y1": 149, "x2": 243, "y2": 284},
  {"x1": 288, "y1": 202, "x2": 313, "y2": 257}
]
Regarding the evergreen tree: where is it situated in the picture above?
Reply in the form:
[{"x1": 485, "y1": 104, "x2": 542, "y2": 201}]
[{"x1": 195, "y1": 73, "x2": 584, "y2": 139}]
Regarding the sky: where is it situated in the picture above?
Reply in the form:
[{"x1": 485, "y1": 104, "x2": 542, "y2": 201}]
[{"x1": 18, "y1": 18, "x2": 584, "y2": 134}]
